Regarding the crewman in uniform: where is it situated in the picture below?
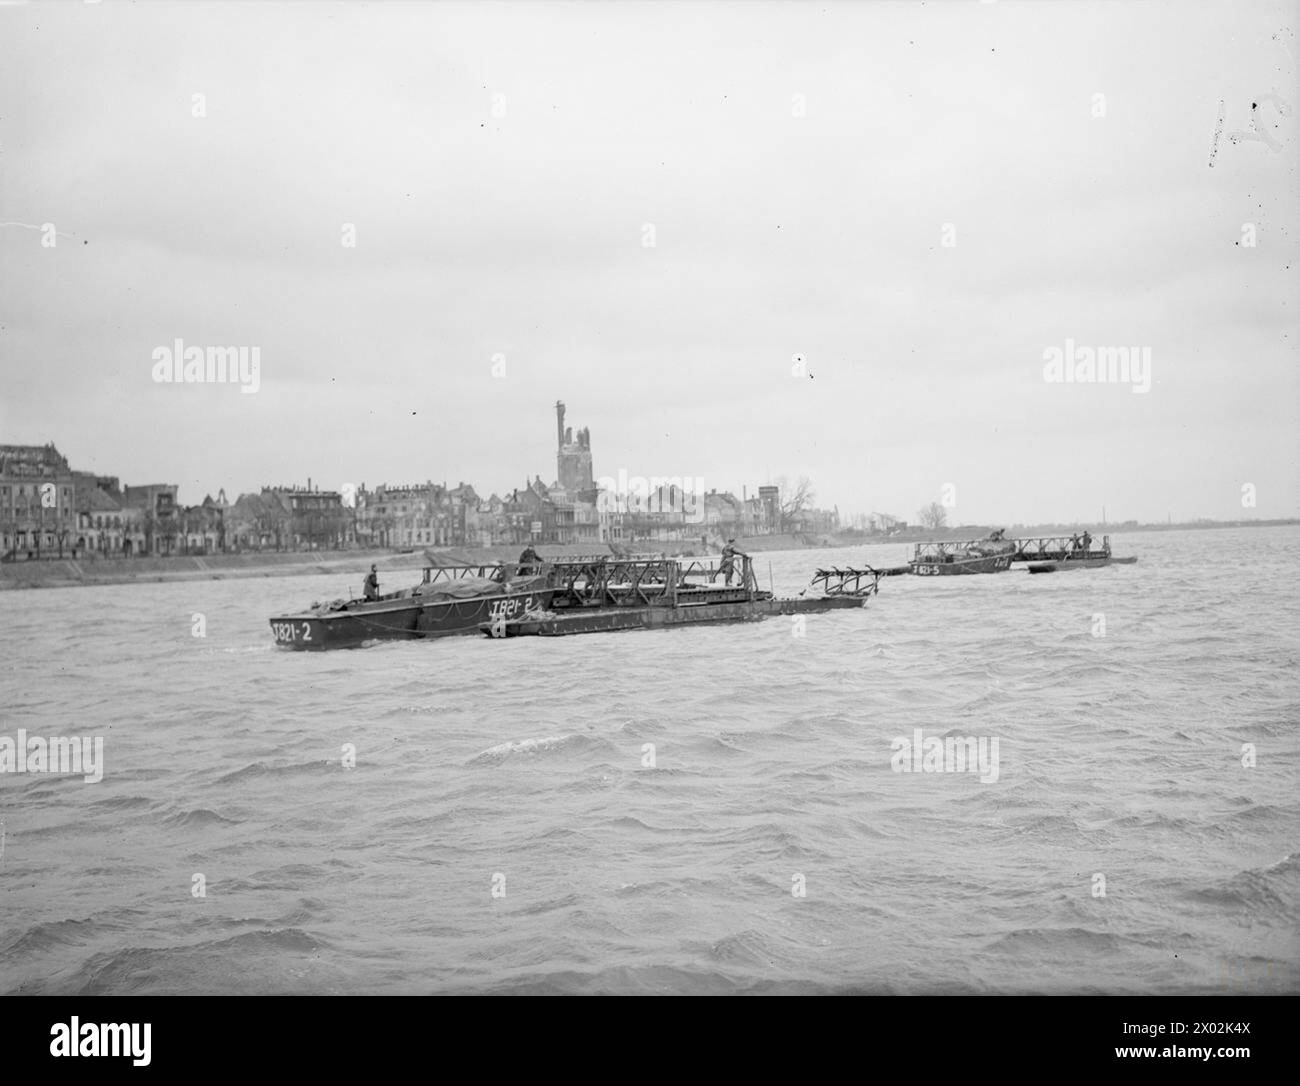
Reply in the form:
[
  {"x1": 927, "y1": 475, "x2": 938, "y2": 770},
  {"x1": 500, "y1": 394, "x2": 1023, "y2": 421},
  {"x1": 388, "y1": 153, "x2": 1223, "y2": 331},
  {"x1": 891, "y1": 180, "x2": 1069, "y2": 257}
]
[
  {"x1": 518, "y1": 544, "x2": 540, "y2": 575},
  {"x1": 716, "y1": 538, "x2": 748, "y2": 586},
  {"x1": 363, "y1": 563, "x2": 380, "y2": 601},
  {"x1": 1081, "y1": 530, "x2": 1092, "y2": 554}
]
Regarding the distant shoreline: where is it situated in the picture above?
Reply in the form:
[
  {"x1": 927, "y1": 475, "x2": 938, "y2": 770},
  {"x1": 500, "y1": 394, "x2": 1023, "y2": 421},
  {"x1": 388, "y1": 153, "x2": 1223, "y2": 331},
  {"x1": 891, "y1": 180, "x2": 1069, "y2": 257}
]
[
  {"x1": 0, "y1": 549, "x2": 425, "y2": 592},
  {"x1": 0, "y1": 534, "x2": 810, "y2": 591},
  {"x1": 1, "y1": 520, "x2": 1295, "y2": 591},
  {"x1": 846, "y1": 519, "x2": 1300, "y2": 544}
]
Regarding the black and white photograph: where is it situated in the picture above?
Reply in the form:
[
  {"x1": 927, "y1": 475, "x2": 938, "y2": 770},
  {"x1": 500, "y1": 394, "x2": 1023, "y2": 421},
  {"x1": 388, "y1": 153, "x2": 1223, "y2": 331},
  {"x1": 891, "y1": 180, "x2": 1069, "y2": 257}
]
[{"x1": 1, "y1": 0, "x2": 1296, "y2": 1051}]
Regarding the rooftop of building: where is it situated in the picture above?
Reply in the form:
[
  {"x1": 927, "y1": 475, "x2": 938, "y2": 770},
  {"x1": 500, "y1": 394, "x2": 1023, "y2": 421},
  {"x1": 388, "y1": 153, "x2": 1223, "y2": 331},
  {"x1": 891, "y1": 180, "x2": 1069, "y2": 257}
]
[
  {"x1": 0, "y1": 443, "x2": 72, "y2": 474},
  {"x1": 83, "y1": 488, "x2": 122, "y2": 513}
]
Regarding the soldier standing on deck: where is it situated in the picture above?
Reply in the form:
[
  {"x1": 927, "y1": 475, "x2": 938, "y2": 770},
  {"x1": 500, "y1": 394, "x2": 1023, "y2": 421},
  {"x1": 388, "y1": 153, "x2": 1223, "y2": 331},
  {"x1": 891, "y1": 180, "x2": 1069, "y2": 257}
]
[
  {"x1": 716, "y1": 538, "x2": 748, "y2": 586},
  {"x1": 363, "y1": 564, "x2": 380, "y2": 601}
]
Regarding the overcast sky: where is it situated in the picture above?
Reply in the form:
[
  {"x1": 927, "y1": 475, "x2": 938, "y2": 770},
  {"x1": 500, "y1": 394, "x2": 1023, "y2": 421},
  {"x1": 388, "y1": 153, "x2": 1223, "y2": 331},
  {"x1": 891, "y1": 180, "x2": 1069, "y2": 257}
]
[{"x1": 2, "y1": 0, "x2": 1296, "y2": 524}]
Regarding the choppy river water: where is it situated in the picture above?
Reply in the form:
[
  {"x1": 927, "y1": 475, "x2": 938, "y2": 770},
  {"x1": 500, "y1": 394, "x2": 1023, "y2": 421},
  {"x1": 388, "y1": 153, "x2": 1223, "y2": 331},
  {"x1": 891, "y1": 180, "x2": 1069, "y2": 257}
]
[{"x1": 1, "y1": 527, "x2": 1296, "y2": 994}]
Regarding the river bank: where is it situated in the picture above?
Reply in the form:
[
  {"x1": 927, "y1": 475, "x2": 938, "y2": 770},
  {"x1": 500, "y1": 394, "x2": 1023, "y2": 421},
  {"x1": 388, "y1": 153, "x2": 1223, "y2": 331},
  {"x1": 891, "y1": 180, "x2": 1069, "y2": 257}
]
[
  {"x1": 0, "y1": 549, "x2": 423, "y2": 592},
  {"x1": 0, "y1": 534, "x2": 845, "y2": 591},
  {"x1": 5, "y1": 522, "x2": 1209, "y2": 591}
]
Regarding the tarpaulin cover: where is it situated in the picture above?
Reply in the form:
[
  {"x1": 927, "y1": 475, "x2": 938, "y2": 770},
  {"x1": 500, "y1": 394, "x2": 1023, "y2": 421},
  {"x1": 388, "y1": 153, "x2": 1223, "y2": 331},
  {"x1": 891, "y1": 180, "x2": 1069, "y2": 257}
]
[{"x1": 414, "y1": 575, "x2": 547, "y2": 600}]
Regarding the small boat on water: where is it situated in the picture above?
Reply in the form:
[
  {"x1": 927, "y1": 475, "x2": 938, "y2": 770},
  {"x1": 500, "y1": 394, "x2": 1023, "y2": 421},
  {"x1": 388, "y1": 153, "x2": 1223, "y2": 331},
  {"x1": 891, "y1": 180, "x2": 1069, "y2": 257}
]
[
  {"x1": 906, "y1": 531, "x2": 1136, "y2": 576},
  {"x1": 910, "y1": 532, "x2": 1016, "y2": 576},
  {"x1": 269, "y1": 563, "x2": 551, "y2": 649},
  {"x1": 272, "y1": 555, "x2": 881, "y2": 649},
  {"x1": 481, "y1": 559, "x2": 880, "y2": 639},
  {"x1": 912, "y1": 551, "x2": 1014, "y2": 575},
  {"x1": 1023, "y1": 534, "x2": 1137, "y2": 572},
  {"x1": 1027, "y1": 554, "x2": 1138, "y2": 573}
]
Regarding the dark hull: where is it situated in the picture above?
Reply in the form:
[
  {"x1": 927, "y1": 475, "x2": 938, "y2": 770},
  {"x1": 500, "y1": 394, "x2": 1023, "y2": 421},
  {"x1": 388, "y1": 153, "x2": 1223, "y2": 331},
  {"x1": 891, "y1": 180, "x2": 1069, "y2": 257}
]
[
  {"x1": 269, "y1": 600, "x2": 422, "y2": 648},
  {"x1": 482, "y1": 594, "x2": 869, "y2": 638},
  {"x1": 417, "y1": 588, "x2": 552, "y2": 637},
  {"x1": 911, "y1": 553, "x2": 1013, "y2": 576},
  {"x1": 1027, "y1": 555, "x2": 1138, "y2": 573},
  {"x1": 271, "y1": 587, "x2": 552, "y2": 649}
]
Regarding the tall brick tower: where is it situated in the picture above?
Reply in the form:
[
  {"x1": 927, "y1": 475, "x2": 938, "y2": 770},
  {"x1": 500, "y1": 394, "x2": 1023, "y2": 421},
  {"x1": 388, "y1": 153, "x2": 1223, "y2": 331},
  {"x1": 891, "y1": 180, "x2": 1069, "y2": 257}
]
[{"x1": 555, "y1": 400, "x2": 594, "y2": 494}]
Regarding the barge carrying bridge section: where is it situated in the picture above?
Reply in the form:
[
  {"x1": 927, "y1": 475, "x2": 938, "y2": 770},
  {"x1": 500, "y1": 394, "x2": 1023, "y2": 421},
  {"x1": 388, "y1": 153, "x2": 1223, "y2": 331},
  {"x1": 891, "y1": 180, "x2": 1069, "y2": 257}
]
[{"x1": 921, "y1": 534, "x2": 1119, "y2": 562}]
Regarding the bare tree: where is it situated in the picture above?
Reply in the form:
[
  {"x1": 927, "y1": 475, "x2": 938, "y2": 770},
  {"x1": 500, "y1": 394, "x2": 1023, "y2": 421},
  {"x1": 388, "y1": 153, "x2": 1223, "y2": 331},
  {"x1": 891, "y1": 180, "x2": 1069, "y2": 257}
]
[
  {"x1": 917, "y1": 502, "x2": 949, "y2": 531},
  {"x1": 120, "y1": 515, "x2": 138, "y2": 555},
  {"x1": 160, "y1": 518, "x2": 178, "y2": 556},
  {"x1": 142, "y1": 507, "x2": 157, "y2": 556},
  {"x1": 780, "y1": 476, "x2": 815, "y2": 531}
]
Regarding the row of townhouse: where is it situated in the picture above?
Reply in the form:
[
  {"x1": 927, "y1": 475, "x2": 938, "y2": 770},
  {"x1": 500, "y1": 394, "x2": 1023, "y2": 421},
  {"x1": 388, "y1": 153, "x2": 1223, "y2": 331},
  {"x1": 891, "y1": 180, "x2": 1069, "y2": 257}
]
[
  {"x1": 0, "y1": 443, "x2": 202, "y2": 559},
  {"x1": 350, "y1": 478, "x2": 607, "y2": 549},
  {"x1": 352, "y1": 476, "x2": 643, "y2": 549},
  {"x1": 609, "y1": 486, "x2": 841, "y2": 543},
  {"x1": 225, "y1": 483, "x2": 352, "y2": 552},
  {"x1": 3, "y1": 435, "x2": 839, "y2": 561},
  {"x1": 0, "y1": 444, "x2": 606, "y2": 559},
  {"x1": 352, "y1": 481, "x2": 477, "y2": 549}
]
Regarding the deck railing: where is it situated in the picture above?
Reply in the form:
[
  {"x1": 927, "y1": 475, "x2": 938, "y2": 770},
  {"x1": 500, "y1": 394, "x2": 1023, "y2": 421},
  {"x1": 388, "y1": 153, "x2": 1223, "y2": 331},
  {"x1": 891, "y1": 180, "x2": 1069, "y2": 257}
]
[
  {"x1": 915, "y1": 534, "x2": 1112, "y2": 562},
  {"x1": 421, "y1": 563, "x2": 508, "y2": 584},
  {"x1": 1011, "y1": 534, "x2": 1111, "y2": 559},
  {"x1": 543, "y1": 555, "x2": 757, "y2": 607}
]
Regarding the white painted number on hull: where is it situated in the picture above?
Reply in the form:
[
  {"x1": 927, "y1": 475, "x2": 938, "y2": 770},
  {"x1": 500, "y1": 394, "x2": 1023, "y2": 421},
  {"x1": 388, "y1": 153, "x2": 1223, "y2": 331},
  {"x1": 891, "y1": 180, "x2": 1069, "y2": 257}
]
[
  {"x1": 486, "y1": 595, "x2": 538, "y2": 621},
  {"x1": 272, "y1": 622, "x2": 312, "y2": 643}
]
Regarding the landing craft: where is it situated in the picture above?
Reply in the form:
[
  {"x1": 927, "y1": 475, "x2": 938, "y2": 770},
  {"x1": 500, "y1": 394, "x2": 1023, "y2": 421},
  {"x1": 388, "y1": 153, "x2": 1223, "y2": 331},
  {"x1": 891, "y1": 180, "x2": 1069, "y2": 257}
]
[
  {"x1": 271, "y1": 555, "x2": 882, "y2": 648},
  {"x1": 269, "y1": 560, "x2": 551, "y2": 649},
  {"x1": 910, "y1": 531, "x2": 1017, "y2": 575}
]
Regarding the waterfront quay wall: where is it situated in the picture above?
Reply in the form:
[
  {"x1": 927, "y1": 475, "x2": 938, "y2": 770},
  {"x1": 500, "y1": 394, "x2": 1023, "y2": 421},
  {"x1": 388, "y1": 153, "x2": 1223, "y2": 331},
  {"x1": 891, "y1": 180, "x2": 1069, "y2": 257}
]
[
  {"x1": 1, "y1": 535, "x2": 844, "y2": 590},
  {"x1": 0, "y1": 549, "x2": 422, "y2": 591}
]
